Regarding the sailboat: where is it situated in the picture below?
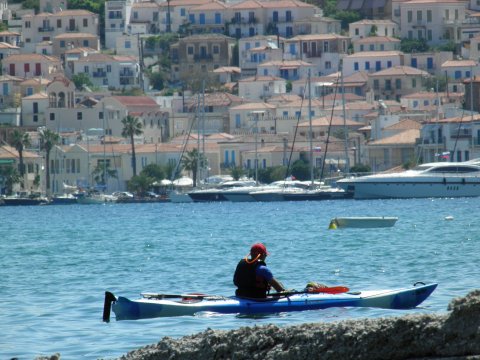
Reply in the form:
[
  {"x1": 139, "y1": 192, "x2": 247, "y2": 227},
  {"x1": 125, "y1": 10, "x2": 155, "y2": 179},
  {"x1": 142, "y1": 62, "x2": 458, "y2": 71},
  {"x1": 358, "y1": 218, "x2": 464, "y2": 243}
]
[{"x1": 271, "y1": 69, "x2": 351, "y2": 201}]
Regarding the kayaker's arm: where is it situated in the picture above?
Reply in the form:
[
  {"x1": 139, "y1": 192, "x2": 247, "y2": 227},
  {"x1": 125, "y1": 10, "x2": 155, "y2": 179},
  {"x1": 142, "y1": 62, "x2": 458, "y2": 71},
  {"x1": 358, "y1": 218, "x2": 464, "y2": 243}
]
[{"x1": 270, "y1": 278, "x2": 286, "y2": 292}]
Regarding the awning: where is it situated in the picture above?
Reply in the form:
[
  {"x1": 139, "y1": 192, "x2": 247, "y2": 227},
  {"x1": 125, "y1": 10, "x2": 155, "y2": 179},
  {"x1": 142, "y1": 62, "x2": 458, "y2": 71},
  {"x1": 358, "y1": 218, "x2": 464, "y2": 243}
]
[
  {"x1": 0, "y1": 159, "x2": 14, "y2": 164},
  {"x1": 280, "y1": 65, "x2": 299, "y2": 70}
]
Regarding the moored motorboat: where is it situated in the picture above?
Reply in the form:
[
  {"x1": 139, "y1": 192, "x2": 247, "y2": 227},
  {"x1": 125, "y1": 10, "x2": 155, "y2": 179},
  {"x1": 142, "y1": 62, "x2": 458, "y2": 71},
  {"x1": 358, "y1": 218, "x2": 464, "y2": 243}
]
[
  {"x1": 337, "y1": 159, "x2": 480, "y2": 199},
  {"x1": 329, "y1": 216, "x2": 398, "y2": 229},
  {"x1": 188, "y1": 180, "x2": 256, "y2": 202},
  {"x1": 103, "y1": 282, "x2": 437, "y2": 321}
]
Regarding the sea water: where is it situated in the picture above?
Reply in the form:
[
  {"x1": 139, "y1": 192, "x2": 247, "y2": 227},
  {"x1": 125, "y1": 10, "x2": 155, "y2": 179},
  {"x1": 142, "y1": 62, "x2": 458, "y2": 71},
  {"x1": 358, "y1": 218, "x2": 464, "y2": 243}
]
[{"x1": 1, "y1": 198, "x2": 479, "y2": 359}]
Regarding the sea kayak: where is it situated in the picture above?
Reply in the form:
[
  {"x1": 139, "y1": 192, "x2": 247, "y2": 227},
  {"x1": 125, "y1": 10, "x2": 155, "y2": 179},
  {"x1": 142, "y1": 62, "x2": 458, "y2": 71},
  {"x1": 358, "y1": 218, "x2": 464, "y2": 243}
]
[{"x1": 103, "y1": 282, "x2": 437, "y2": 321}]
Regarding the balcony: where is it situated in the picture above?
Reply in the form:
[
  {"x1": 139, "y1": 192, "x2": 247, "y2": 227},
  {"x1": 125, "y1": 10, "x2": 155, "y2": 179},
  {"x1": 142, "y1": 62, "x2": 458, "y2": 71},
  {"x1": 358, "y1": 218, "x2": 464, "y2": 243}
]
[
  {"x1": 66, "y1": 26, "x2": 79, "y2": 32},
  {"x1": 119, "y1": 69, "x2": 134, "y2": 77},
  {"x1": 230, "y1": 17, "x2": 257, "y2": 24},
  {"x1": 193, "y1": 54, "x2": 213, "y2": 61},
  {"x1": 38, "y1": 26, "x2": 54, "y2": 32},
  {"x1": 92, "y1": 71, "x2": 106, "y2": 78}
]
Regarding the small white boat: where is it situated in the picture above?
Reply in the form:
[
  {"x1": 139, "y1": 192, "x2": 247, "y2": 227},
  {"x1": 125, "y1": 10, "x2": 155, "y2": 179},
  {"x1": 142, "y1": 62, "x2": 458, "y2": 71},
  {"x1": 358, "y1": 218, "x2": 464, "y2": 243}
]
[{"x1": 329, "y1": 216, "x2": 398, "y2": 229}]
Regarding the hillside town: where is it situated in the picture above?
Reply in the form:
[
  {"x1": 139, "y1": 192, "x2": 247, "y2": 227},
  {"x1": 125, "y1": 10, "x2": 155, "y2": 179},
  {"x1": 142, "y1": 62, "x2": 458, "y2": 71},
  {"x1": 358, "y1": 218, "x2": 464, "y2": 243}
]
[{"x1": 1, "y1": 0, "x2": 480, "y2": 198}]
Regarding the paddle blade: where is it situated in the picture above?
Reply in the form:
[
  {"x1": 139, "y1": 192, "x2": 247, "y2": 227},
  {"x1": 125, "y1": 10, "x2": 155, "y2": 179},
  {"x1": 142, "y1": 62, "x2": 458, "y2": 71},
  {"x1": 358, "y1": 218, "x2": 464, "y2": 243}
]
[{"x1": 309, "y1": 286, "x2": 349, "y2": 294}]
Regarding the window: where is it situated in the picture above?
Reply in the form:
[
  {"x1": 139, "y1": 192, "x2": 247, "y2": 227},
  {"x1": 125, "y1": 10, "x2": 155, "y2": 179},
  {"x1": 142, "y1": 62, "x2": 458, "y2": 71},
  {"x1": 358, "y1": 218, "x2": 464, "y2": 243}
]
[
  {"x1": 360, "y1": 45, "x2": 364, "y2": 51},
  {"x1": 83, "y1": 40, "x2": 89, "y2": 47},
  {"x1": 417, "y1": 10, "x2": 422, "y2": 21},
  {"x1": 365, "y1": 62, "x2": 370, "y2": 70},
  {"x1": 286, "y1": 10, "x2": 292, "y2": 21},
  {"x1": 50, "y1": 113, "x2": 55, "y2": 121},
  {"x1": 180, "y1": 8, "x2": 186, "y2": 16},
  {"x1": 153, "y1": 12, "x2": 158, "y2": 21},
  {"x1": 373, "y1": 79, "x2": 379, "y2": 90},
  {"x1": 376, "y1": 61, "x2": 381, "y2": 71},
  {"x1": 427, "y1": 30, "x2": 432, "y2": 41},
  {"x1": 235, "y1": 114, "x2": 241, "y2": 128},
  {"x1": 369, "y1": 44, "x2": 374, "y2": 51},
  {"x1": 213, "y1": 45, "x2": 219, "y2": 54},
  {"x1": 427, "y1": 10, "x2": 432, "y2": 22},
  {"x1": 25, "y1": 21, "x2": 31, "y2": 28},
  {"x1": 60, "y1": 40, "x2": 65, "y2": 48},
  {"x1": 354, "y1": 62, "x2": 359, "y2": 71},
  {"x1": 412, "y1": 78, "x2": 417, "y2": 87},
  {"x1": 395, "y1": 79, "x2": 401, "y2": 89},
  {"x1": 387, "y1": 61, "x2": 392, "y2": 68},
  {"x1": 84, "y1": 66, "x2": 89, "y2": 73},
  {"x1": 33, "y1": 115, "x2": 38, "y2": 122},
  {"x1": 133, "y1": 12, "x2": 138, "y2": 19},
  {"x1": 454, "y1": 70, "x2": 461, "y2": 79},
  {"x1": 107, "y1": 65, "x2": 111, "y2": 72},
  {"x1": 77, "y1": 112, "x2": 83, "y2": 120},
  {"x1": 355, "y1": 28, "x2": 359, "y2": 35},
  {"x1": 187, "y1": 46, "x2": 193, "y2": 55},
  {"x1": 325, "y1": 61, "x2": 331, "y2": 69},
  {"x1": 407, "y1": 10, "x2": 412, "y2": 22},
  {"x1": 413, "y1": 100, "x2": 418, "y2": 108},
  {"x1": 57, "y1": 19, "x2": 62, "y2": 28},
  {"x1": 33, "y1": 102, "x2": 38, "y2": 113},
  {"x1": 286, "y1": 27, "x2": 293, "y2": 37},
  {"x1": 125, "y1": 40, "x2": 131, "y2": 49},
  {"x1": 24, "y1": 63, "x2": 30, "y2": 73},
  {"x1": 385, "y1": 79, "x2": 391, "y2": 90}
]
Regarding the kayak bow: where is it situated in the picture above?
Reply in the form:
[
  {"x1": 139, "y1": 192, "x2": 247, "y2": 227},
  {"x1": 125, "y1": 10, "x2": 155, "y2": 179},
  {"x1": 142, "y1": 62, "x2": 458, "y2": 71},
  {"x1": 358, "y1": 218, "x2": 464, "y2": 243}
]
[{"x1": 103, "y1": 282, "x2": 437, "y2": 322}]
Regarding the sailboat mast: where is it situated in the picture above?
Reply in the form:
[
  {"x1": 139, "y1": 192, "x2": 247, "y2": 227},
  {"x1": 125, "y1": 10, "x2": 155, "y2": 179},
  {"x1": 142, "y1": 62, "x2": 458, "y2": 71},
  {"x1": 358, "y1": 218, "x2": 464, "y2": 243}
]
[
  {"x1": 340, "y1": 60, "x2": 350, "y2": 174},
  {"x1": 308, "y1": 69, "x2": 313, "y2": 186}
]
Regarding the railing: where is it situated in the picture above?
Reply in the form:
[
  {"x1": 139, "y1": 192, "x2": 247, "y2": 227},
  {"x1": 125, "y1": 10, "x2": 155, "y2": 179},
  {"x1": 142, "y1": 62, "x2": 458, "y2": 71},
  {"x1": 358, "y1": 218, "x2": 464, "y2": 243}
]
[
  {"x1": 92, "y1": 71, "x2": 106, "y2": 78},
  {"x1": 193, "y1": 54, "x2": 213, "y2": 61},
  {"x1": 66, "y1": 26, "x2": 79, "y2": 32},
  {"x1": 38, "y1": 26, "x2": 54, "y2": 32},
  {"x1": 119, "y1": 69, "x2": 134, "y2": 76}
]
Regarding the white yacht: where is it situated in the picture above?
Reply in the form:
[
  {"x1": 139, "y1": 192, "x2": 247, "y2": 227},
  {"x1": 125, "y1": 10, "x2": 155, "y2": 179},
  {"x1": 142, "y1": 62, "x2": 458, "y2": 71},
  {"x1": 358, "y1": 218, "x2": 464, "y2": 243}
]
[{"x1": 336, "y1": 159, "x2": 480, "y2": 199}]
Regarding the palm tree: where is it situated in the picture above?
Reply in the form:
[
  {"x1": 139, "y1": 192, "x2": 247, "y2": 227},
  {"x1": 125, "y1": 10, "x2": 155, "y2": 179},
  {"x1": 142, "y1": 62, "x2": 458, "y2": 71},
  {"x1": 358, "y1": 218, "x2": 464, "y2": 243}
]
[
  {"x1": 181, "y1": 148, "x2": 206, "y2": 187},
  {"x1": 121, "y1": 115, "x2": 143, "y2": 177},
  {"x1": 10, "y1": 129, "x2": 31, "y2": 188},
  {"x1": 0, "y1": 165, "x2": 21, "y2": 195},
  {"x1": 92, "y1": 162, "x2": 117, "y2": 187},
  {"x1": 39, "y1": 128, "x2": 60, "y2": 194}
]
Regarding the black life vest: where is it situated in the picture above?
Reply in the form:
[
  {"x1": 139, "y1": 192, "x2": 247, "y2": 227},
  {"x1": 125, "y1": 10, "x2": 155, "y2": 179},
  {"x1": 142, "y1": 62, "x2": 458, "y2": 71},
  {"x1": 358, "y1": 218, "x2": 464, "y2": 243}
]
[{"x1": 233, "y1": 258, "x2": 269, "y2": 298}]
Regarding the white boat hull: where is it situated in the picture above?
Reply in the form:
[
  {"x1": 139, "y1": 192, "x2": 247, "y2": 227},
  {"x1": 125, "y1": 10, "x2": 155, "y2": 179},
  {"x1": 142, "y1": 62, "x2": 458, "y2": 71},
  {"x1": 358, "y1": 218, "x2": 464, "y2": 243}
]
[
  {"x1": 340, "y1": 180, "x2": 480, "y2": 199},
  {"x1": 332, "y1": 217, "x2": 398, "y2": 228}
]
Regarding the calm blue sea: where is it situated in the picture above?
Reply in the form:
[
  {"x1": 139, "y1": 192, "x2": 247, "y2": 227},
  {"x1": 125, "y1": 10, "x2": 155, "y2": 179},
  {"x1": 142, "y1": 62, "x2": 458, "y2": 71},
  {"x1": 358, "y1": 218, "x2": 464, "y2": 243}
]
[{"x1": 1, "y1": 198, "x2": 479, "y2": 359}]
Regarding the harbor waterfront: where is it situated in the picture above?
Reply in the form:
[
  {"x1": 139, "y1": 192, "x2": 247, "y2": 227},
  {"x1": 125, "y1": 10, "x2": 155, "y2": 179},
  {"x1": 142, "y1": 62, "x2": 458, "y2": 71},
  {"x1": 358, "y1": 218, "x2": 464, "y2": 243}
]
[{"x1": 1, "y1": 199, "x2": 479, "y2": 359}]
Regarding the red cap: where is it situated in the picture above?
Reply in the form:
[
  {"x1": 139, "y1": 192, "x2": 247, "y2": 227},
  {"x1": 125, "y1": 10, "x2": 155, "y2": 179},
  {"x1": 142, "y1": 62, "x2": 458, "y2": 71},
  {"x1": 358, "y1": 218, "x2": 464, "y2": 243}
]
[{"x1": 251, "y1": 243, "x2": 269, "y2": 256}]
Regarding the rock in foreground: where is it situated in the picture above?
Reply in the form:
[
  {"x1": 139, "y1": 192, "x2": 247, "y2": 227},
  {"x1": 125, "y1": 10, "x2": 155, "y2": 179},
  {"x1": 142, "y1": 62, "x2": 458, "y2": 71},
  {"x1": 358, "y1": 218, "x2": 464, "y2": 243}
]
[{"x1": 118, "y1": 290, "x2": 480, "y2": 360}]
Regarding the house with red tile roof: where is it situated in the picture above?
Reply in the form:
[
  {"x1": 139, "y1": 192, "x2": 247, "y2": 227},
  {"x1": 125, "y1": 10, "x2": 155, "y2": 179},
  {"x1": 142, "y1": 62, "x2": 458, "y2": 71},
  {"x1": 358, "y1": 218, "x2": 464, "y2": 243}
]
[
  {"x1": 2, "y1": 53, "x2": 62, "y2": 78},
  {"x1": 72, "y1": 53, "x2": 140, "y2": 90},
  {"x1": 21, "y1": 10, "x2": 99, "y2": 53},
  {"x1": 284, "y1": 34, "x2": 350, "y2": 76},
  {"x1": 368, "y1": 65, "x2": 431, "y2": 101}
]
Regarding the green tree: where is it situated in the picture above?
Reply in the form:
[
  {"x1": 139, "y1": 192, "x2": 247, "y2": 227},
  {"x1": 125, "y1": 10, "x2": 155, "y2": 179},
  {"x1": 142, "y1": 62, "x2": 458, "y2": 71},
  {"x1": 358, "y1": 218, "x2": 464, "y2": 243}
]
[
  {"x1": 147, "y1": 72, "x2": 165, "y2": 91},
  {"x1": 128, "y1": 173, "x2": 154, "y2": 196},
  {"x1": 181, "y1": 148, "x2": 206, "y2": 187},
  {"x1": 140, "y1": 163, "x2": 166, "y2": 180},
  {"x1": 92, "y1": 161, "x2": 117, "y2": 187},
  {"x1": 72, "y1": 73, "x2": 94, "y2": 90},
  {"x1": 349, "y1": 164, "x2": 371, "y2": 173},
  {"x1": 400, "y1": 38, "x2": 429, "y2": 53},
  {"x1": 10, "y1": 129, "x2": 31, "y2": 187},
  {"x1": 0, "y1": 165, "x2": 21, "y2": 195},
  {"x1": 230, "y1": 166, "x2": 245, "y2": 180},
  {"x1": 39, "y1": 128, "x2": 60, "y2": 194},
  {"x1": 290, "y1": 157, "x2": 310, "y2": 181},
  {"x1": 21, "y1": 0, "x2": 39, "y2": 12},
  {"x1": 121, "y1": 115, "x2": 143, "y2": 176}
]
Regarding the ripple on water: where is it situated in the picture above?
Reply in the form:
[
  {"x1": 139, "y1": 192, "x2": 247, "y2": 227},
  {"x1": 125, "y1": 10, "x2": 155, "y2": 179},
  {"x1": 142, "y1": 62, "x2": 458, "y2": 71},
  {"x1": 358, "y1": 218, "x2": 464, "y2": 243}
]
[{"x1": 1, "y1": 198, "x2": 479, "y2": 358}]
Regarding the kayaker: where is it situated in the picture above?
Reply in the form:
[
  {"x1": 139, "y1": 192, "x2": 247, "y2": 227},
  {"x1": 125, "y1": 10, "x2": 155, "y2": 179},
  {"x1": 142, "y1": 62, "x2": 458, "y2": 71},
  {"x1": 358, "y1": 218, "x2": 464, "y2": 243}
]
[{"x1": 233, "y1": 243, "x2": 286, "y2": 298}]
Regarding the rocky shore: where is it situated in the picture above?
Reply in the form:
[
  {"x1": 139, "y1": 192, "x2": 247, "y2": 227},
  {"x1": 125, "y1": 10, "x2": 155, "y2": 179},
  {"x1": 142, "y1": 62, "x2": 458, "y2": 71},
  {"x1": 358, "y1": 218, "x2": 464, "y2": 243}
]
[{"x1": 37, "y1": 290, "x2": 480, "y2": 360}]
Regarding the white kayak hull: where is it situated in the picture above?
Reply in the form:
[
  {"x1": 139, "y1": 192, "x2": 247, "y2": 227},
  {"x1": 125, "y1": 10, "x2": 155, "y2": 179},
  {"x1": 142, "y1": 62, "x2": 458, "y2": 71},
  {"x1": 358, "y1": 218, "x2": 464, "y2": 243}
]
[{"x1": 104, "y1": 283, "x2": 437, "y2": 321}]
